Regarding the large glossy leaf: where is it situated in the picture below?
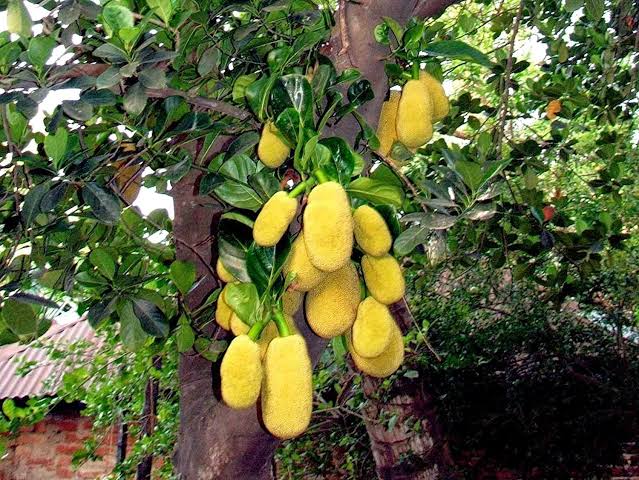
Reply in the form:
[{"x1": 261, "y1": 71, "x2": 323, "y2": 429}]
[
  {"x1": 213, "y1": 155, "x2": 263, "y2": 211},
  {"x1": 170, "y1": 260, "x2": 196, "y2": 294},
  {"x1": 83, "y1": 183, "x2": 121, "y2": 225},
  {"x1": 224, "y1": 282, "x2": 258, "y2": 325},
  {"x1": 394, "y1": 225, "x2": 430, "y2": 256},
  {"x1": 271, "y1": 74, "x2": 314, "y2": 124},
  {"x1": 118, "y1": 301, "x2": 148, "y2": 351},
  {"x1": 347, "y1": 177, "x2": 404, "y2": 208},
  {"x1": 424, "y1": 40, "x2": 493, "y2": 68},
  {"x1": 132, "y1": 298, "x2": 169, "y2": 337},
  {"x1": 1, "y1": 298, "x2": 36, "y2": 336},
  {"x1": 319, "y1": 137, "x2": 355, "y2": 184}
]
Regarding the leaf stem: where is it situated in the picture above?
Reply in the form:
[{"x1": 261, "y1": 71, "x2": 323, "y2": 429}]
[
  {"x1": 288, "y1": 178, "x2": 316, "y2": 198},
  {"x1": 313, "y1": 169, "x2": 329, "y2": 184},
  {"x1": 272, "y1": 309, "x2": 291, "y2": 337}
]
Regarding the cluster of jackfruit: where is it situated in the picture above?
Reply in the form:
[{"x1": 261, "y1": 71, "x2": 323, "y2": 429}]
[
  {"x1": 377, "y1": 70, "x2": 450, "y2": 156},
  {"x1": 214, "y1": 180, "x2": 408, "y2": 438}
]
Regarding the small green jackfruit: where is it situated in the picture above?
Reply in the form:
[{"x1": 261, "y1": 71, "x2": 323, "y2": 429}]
[
  {"x1": 305, "y1": 262, "x2": 360, "y2": 338},
  {"x1": 419, "y1": 71, "x2": 449, "y2": 122},
  {"x1": 396, "y1": 79, "x2": 433, "y2": 148},
  {"x1": 349, "y1": 320, "x2": 404, "y2": 378},
  {"x1": 220, "y1": 335, "x2": 262, "y2": 409},
  {"x1": 215, "y1": 285, "x2": 234, "y2": 330},
  {"x1": 253, "y1": 191, "x2": 298, "y2": 247},
  {"x1": 230, "y1": 313, "x2": 250, "y2": 336},
  {"x1": 376, "y1": 91, "x2": 401, "y2": 157},
  {"x1": 283, "y1": 233, "x2": 326, "y2": 292},
  {"x1": 257, "y1": 121, "x2": 290, "y2": 168},
  {"x1": 216, "y1": 258, "x2": 236, "y2": 283},
  {"x1": 353, "y1": 205, "x2": 392, "y2": 257},
  {"x1": 361, "y1": 254, "x2": 405, "y2": 305},
  {"x1": 282, "y1": 290, "x2": 303, "y2": 316},
  {"x1": 304, "y1": 182, "x2": 353, "y2": 272},
  {"x1": 352, "y1": 297, "x2": 393, "y2": 358},
  {"x1": 262, "y1": 334, "x2": 312, "y2": 439}
]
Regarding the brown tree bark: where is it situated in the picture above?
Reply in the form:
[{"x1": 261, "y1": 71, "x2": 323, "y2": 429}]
[
  {"x1": 172, "y1": 1, "x2": 460, "y2": 478},
  {"x1": 136, "y1": 356, "x2": 162, "y2": 480}
]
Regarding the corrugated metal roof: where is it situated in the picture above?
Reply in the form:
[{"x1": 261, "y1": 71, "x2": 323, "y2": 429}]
[{"x1": 0, "y1": 317, "x2": 97, "y2": 399}]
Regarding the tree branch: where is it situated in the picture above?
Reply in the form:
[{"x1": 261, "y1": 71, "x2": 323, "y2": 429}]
[{"x1": 412, "y1": 0, "x2": 464, "y2": 18}]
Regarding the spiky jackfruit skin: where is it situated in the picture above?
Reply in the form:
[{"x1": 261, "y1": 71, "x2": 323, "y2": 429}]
[
  {"x1": 361, "y1": 254, "x2": 405, "y2": 305},
  {"x1": 352, "y1": 297, "x2": 393, "y2": 358},
  {"x1": 216, "y1": 258, "x2": 236, "y2": 283},
  {"x1": 353, "y1": 205, "x2": 392, "y2": 257},
  {"x1": 221, "y1": 335, "x2": 262, "y2": 409},
  {"x1": 253, "y1": 191, "x2": 298, "y2": 247},
  {"x1": 230, "y1": 313, "x2": 250, "y2": 336},
  {"x1": 349, "y1": 320, "x2": 404, "y2": 378},
  {"x1": 282, "y1": 290, "x2": 303, "y2": 316},
  {"x1": 305, "y1": 262, "x2": 360, "y2": 338},
  {"x1": 262, "y1": 335, "x2": 312, "y2": 439},
  {"x1": 258, "y1": 121, "x2": 290, "y2": 168},
  {"x1": 396, "y1": 79, "x2": 434, "y2": 148},
  {"x1": 304, "y1": 182, "x2": 354, "y2": 272},
  {"x1": 376, "y1": 91, "x2": 401, "y2": 157},
  {"x1": 283, "y1": 233, "x2": 326, "y2": 292},
  {"x1": 215, "y1": 285, "x2": 233, "y2": 330},
  {"x1": 419, "y1": 71, "x2": 449, "y2": 122}
]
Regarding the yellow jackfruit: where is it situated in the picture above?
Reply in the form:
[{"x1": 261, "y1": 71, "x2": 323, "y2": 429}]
[
  {"x1": 349, "y1": 320, "x2": 404, "y2": 378},
  {"x1": 361, "y1": 254, "x2": 405, "y2": 305},
  {"x1": 216, "y1": 258, "x2": 236, "y2": 283},
  {"x1": 262, "y1": 334, "x2": 312, "y2": 439},
  {"x1": 283, "y1": 233, "x2": 326, "y2": 291},
  {"x1": 257, "y1": 321, "x2": 278, "y2": 358},
  {"x1": 257, "y1": 121, "x2": 290, "y2": 168},
  {"x1": 396, "y1": 79, "x2": 433, "y2": 148},
  {"x1": 230, "y1": 313, "x2": 250, "y2": 336},
  {"x1": 282, "y1": 290, "x2": 303, "y2": 316},
  {"x1": 305, "y1": 262, "x2": 360, "y2": 338},
  {"x1": 376, "y1": 91, "x2": 401, "y2": 157},
  {"x1": 353, "y1": 205, "x2": 392, "y2": 257},
  {"x1": 304, "y1": 182, "x2": 354, "y2": 272},
  {"x1": 215, "y1": 285, "x2": 234, "y2": 330},
  {"x1": 220, "y1": 335, "x2": 262, "y2": 409},
  {"x1": 419, "y1": 71, "x2": 449, "y2": 122},
  {"x1": 352, "y1": 297, "x2": 393, "y2": 358},
  {"x1": 253, "y1": 191, "x2": 298, "y2": 247}
]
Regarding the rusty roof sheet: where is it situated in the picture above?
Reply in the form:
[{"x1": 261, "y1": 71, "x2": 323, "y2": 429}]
[{"x1": 0, "y1": 317, "x2": 97, "y2": 399}]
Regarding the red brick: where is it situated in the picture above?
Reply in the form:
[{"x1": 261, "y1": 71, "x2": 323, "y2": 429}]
[
  {"x1": 19, "y1": 432, "x2": 48, "y2": 444},
  {"x1": 54, "y1": 419, "x2": 80, "y2": 432},
  {"x1": 55, "y1": 465, "x2": 74, "y2": 477},
  {"x1": 33, "y1": 421, "x2": 47, "y2": 433},
  {"x1": 56, "y1": 443, "x2": 81, "y2": 455}
]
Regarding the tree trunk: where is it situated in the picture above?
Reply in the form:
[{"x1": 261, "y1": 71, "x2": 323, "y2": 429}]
[
  {"x1": 172, "y1": 1, "x2": 459, "y2": 478},
  {"x1": 360, "y1": 300, "x2": 455, "y2": 480},
  {"x1": 136, "y1": 356, "x2": 162, "y2": 480}
]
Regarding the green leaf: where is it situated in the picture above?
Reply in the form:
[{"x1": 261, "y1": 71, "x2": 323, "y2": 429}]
[
  {"x1": 87, "y1": 298, "x2": 116, "y2": 328},
  {"x1": 454, "y1": 160, "x2": 483, "y2": 191},
  {"x1": 7, "y1": 0, "x2": 32, "y2": 38},
  {"x1": 246, "y1": 75, "x2": 276, "y2": 122},
  {"x1": 96, "y1": 66, "x2": 122, "y2": 89},
  {"x1": 347, "y1": 177, "x2": 404, "y2": 208},
  {"x1": 218, "y1": 234, "x2": 251, "y2": 283},
  {"x1": 224, "y1": 282, "x2": 258, "y2": 325},
  {"x1": 28, "y1": 36, "x2": 56, "y2": 68},
  {"x1": 139, "y1": 68, "x2": 167, "y2": 89},
  {"x1": 585, "y1": 0, "x2": 604, "y2": 20},
  {"x1": 102, "y1": 3, "x2": 134, "y2": 33},
  {"x1": 175, "y1": 314, "x2": 195, "y2": 353},
  {"x1": 118, "y1": 300, "x2": 148, "y2": 351},
  {"x1": 198, "y1": 47, "x2": 220, "y2": 77},
  {"x1": 93, "y1": 44, "x2": 128, "y2": 63},
  {"x1": 318, "y1": 137, "x2": 355, "y2": 185},
  {"x1": 424, "y1": 40, "x2": 493, "y2": 68},
  {"x1": 213, "y1": 155, "x2": 263, "y2": 211},
  {"x1": 21, "y1": 182, "x2": 50, "y2": 226},
  {"x1": 132, "y1": 298, "x2": 169, "y2": 337},
  {"x1": 146, "y1": 0, "x2": 174, "y2": 24},
  {"x1": 123, "y1": 83, "x2": 147, "y2": 116},
  {"x1": 83, "y1": 182, "x2": 121, "y2": 225},
  {"x1": 271, "y1": 74, "x2": 314, "y2": 125},
  {"x1": 44, "y1": 128, "x2": 69, "y2": 169},
  {"x1": 89, "y1": 248, "x2": 116, "y2": 280},
  {"x1": 564, "y1": 0, "x2": 583, "y2": 12},
  {"x1": 394, "y1": 225, "x2": 429, "y2": 256},
  {"x1": 62, "y1": 100, "x2": 94, "y2": 121},
  {"x1": 232, "y1": 73, "x2": 258, "y2": 102},
  {"x1": 170, "y1": 260, "x2": 196, "y2": 294},
  {"x1": 1, "y1": 298, "x2": 36, "y2": 336}
]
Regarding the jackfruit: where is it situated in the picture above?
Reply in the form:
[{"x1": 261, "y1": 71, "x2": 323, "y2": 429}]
[
  {"x1": 282, "y1": 290, "x2": 303, "y2": 316},
  {"x1": 305, "y1": 262, "x2": 360, "y2": 338},
  {"x1": 361, "y1": 254, "x2": 405, "y2": 305},
  {"x1": 283, "y1": 233, "x2": 326, "y2": 291},
  {"x1": 215, "y1": 285, "x2": 233, "y2": 330},
  {"x1": 304, "y1": 182, "x2": 353, "y2": 272},
  {"x1": 352, "y1": 297, "x2": 393, "y2": 358},
  {"x1": 216, "y1": 258, "x2": 236, "y2": 283},
  {"x1": 349, "y1": 320, "x2": 404, "y2": 378},
  {"x1": 376, "y1": 91, "x2": 401, "y2": 157},
  {"x1": 220, "y1": 335, "x2": 262, "y2": 409},
  {"x1": 353, "y1": 205, "x2": 392, "y2": 257},
  {"x1": 253, "y1": 191, "x2": 298, "y2": 247},
  {"x1": 230, "y1": 313, "x2": 250, "y2": 336},
  {"x1": 419, "y1": 71, "x2": 449, "y2": 122},
  {"x1": 257, "y1": 315, "x2": 298, "y2": 358},
  {"x1": 261, "y1": 334, "x2": 312, "y2": 439},
  {"x1": 396, "y1": 79, "x2": 433, "y2": 148},
  {"x1": 257, "y1": 121, "x2": 290, "y2": 168}
]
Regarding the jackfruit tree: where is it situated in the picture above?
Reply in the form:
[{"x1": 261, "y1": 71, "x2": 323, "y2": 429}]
[{"x1": 0, "y1": 0, "x2": 637, "y2": 478}]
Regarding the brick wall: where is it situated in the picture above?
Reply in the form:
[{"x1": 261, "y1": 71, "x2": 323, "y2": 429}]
[{"x1": 0, "y1": 407, "x2": 117, "y2": 480}]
